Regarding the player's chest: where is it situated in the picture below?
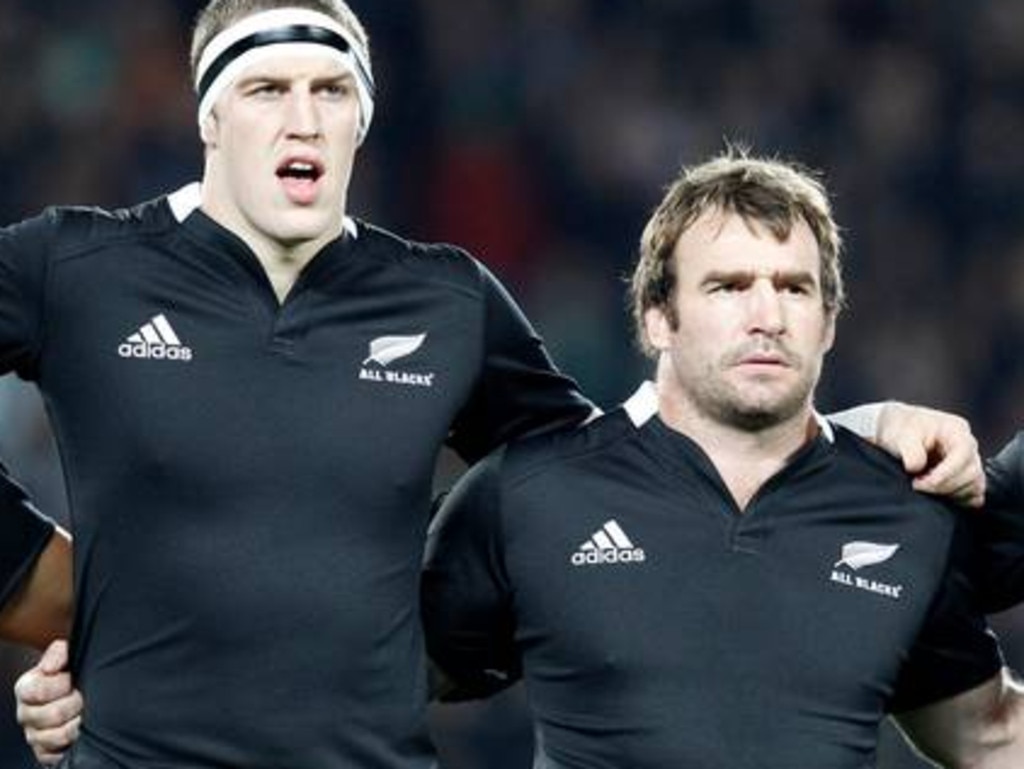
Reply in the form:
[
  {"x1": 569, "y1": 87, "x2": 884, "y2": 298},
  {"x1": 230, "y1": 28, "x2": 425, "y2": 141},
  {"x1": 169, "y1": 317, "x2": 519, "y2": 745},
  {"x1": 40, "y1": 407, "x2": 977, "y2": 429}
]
[
  {"x1": 37, "y1": 278, "x2": 481, "y2": 464},
  {"x1": 509, "y1": 488, "x2": 946, "y2": 687}
]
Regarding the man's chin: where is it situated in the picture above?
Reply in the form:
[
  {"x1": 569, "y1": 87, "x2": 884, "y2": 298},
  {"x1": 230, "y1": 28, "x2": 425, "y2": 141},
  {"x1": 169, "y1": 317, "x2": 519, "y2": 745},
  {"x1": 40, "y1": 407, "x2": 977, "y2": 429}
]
[
  {"x1": 724, "y1": 407, "x2": 789, "y2": 432},
  {"x1": 713, "y1": 391, "x2": 809, "y2": 432},
  {"x1": 272, "y1": 212, "x2": 342, "y2": 244}
]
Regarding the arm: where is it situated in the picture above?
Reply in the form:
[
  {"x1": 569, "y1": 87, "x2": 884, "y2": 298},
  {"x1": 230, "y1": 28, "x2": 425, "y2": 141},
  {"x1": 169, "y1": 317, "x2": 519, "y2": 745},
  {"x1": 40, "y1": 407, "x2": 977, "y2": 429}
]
[
  {"x1": 889, "y1": 513, "x2": 1008, "y2": 766},
  {"x1": 973, "y1": 432, "x2": 1024, "y2": 613},
  {"x1": 0, "y1": 210, "x2": 74, "y2": 643},
  {"x1": 446, "y1": 260, "x2": 595, "y2": 464},
  {"x1": 0, "y1": 526, "x2": 73, "y2": 649},
  {"x1": 0, "y1": 475, "x2": 78, "y2": 766},
  {"x1": 896, "y1": 669, "x2": 1024, "y2": 769},
  {"x1": 830, "y1": 402, "x2": 983, "y2": 507},
  {"x1": 0, "y1": 456, "x2": 71, "y2": 649},
  {"x1": 421, "y1": 453, "x2": 521, "y2": 701},
  {"x1": 0, "y1": 465, "x2": 77, "y2": 764}
]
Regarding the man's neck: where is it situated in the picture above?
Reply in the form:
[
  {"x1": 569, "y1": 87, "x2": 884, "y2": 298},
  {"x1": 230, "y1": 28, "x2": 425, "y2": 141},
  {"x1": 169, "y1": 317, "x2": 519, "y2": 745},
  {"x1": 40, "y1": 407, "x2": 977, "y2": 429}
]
[
  {"x1": 201, "y1": 213, "x2": 341, "y2": 304},
  {"x1": 657, "y1": 389, "x2": 817, "y2": 511},
  {"x1": 258, "y1": 241, "x2": 325, "y2": 302}
]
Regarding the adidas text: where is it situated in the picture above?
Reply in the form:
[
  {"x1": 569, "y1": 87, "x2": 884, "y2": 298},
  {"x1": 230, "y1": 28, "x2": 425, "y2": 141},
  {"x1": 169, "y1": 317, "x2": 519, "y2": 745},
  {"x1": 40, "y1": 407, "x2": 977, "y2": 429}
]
[
  {"x1": 118, "y1": 342, "x2": 193, "y2": 361},
  {"x1": 571, "y1": 548, "x2": 646, "y2": 567}
]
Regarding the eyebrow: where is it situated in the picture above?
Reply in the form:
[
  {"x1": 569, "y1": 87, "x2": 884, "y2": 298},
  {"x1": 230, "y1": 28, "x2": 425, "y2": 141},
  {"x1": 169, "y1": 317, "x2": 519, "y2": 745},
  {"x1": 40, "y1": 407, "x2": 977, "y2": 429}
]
[
  {"x1": 702, "y1": 269, "x2": 819, "y2": 286},
  {"x1": 235, "y1": 71, "x2": 355, "y2": 89}
]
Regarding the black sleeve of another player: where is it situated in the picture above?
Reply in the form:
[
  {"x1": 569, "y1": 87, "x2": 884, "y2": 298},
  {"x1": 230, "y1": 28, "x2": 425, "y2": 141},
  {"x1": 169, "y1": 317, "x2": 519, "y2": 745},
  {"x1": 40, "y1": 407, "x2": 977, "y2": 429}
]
[
  {"x1": 0, "y1": 214, "x2": 56, "y2": 607},
  {"x1": 421, "y1": 451, "x2": 520, "y2": 701},
  {"x1": 974, "y1": 432, "x2": 1024, "y2": 613},
  {"x1": 0, "y1": 210, "x2": 54, "y2": 380},
  {"x1": 447, "y1": 263, "x2": 593, "y2": 464},
  {"x1": 0, "y1": 462, "x2": 56, "y2": 610},
  {"x1": 888, "y1": 514, "x2": 1003, "y2": 714}
]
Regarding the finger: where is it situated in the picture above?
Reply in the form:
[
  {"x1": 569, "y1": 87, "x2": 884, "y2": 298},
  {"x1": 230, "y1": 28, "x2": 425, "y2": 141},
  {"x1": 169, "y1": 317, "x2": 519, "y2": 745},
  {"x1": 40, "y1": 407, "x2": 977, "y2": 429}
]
[
  {"x1": 17, "y1": 691, "x2": 84, "y2": 733},
  {"x1": 25, "y1": 715, "x2": 80, "y2": 756},
  {"x1": 913, "y1": 474, "x2": 985, "y2": 508},
  {"x1": 15, "y1": 669, "x2": 75, "y2": 706},
  {"x1": 37, "y1": 639, "x2": 69, "y2": 675},
  {"x1": 897, "y1": 436, "x2": 929, "y2": 476},
  {"x1": 912, "y1": 444, "x2": 983, "y2": 497}
]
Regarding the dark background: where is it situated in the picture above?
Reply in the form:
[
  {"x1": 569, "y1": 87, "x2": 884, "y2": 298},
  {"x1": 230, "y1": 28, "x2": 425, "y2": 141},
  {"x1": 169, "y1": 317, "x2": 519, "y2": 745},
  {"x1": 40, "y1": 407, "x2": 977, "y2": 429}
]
[{"x1": 3, "y1": 1, "x2": 1024, "y2": 766}]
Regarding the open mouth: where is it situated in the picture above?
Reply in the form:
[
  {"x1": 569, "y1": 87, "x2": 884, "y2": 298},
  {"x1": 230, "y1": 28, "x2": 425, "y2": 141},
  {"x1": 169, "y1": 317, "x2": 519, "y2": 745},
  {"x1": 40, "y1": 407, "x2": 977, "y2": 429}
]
[
  {"x1": 276, "y1": 159, "x2": 325, "y2": 182},
  {"x1": 276, "y1": 158, "x2": 325, "y2": 204}
]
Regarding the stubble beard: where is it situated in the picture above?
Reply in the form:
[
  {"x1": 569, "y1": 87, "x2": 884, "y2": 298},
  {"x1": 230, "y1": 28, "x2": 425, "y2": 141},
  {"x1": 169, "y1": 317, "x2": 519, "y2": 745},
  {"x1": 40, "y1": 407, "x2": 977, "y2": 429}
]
[{"x1": 690, "y1": 355, "x2": 818, "y2": 433}]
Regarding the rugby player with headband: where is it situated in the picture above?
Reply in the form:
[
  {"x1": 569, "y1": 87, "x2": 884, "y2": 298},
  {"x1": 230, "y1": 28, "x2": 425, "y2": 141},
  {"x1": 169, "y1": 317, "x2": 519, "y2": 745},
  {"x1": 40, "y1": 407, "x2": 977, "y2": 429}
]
[
  {"x1": 0, "y1": 0, "x2": 595, "y2": 766},
  {"x1": 0, "y1": 1, "x2": 1000, "y2": 768}
]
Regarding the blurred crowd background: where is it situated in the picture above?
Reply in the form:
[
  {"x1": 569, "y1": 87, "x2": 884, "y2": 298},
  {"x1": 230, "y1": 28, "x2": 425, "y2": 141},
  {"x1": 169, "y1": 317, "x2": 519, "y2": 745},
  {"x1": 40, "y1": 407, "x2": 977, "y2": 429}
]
[{"x1": 2, "y1": 1, "x2": 1024, "y2": 766}]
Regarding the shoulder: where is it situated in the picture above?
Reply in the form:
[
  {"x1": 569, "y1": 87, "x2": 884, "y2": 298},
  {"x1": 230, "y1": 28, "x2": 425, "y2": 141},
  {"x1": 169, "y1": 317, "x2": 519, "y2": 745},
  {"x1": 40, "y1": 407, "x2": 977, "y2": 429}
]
[
  {"x1": 824, "y1": 425, "x2": 956, "y2": 531},
  {"x1": 829, "y1": 425, "x2": 928, "y2": 487},
  {"x1": 440, "y1": 410, "x2": 634, "y2": 534},
  {"x1": 496, "y1": 408, "x2": 638, "y2": 489},
  {"x1": 351, "y1": 219, "x2": 497, "y2": 299},
  {"x1": 2, "y1": 196, "x2": 178, "y2": 262}
]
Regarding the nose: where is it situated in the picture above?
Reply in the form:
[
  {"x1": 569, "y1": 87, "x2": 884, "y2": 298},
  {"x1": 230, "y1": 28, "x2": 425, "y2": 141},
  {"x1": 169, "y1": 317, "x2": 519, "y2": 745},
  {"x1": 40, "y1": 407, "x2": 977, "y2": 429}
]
[
  {"x1": 285, "y1": 89, "x2": 321, "y2": 138},
  {"x1": 746, "y1": 281, "x2": 785, "y2": 336}
]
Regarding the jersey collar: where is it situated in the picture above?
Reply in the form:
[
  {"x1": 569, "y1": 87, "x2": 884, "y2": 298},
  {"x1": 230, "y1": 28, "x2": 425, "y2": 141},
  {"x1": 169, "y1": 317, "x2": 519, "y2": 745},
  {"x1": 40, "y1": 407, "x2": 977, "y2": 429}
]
[
  {"x1": 622, "y1": 380, "x2": 835, "y2": 445},
  {"x1": 166, "y1": 182, "x2": 359, "y2": 239}
]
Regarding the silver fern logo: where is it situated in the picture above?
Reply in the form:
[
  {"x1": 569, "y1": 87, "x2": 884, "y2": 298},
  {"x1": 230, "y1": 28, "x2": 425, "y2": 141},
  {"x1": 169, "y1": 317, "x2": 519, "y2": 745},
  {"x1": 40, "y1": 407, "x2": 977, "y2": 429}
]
[
  {"x1": 363, "y1": 334, "x2": 427, "y2": 366},
  {"x1": 833, "y1": 542, "x2": 900, "y2": 570},
  {"x1": 830, "y1": 541, "x2": 904, "y2": 600},
  {"x1": 359, "y1": 333, "x2": 435, "y2": 388}
]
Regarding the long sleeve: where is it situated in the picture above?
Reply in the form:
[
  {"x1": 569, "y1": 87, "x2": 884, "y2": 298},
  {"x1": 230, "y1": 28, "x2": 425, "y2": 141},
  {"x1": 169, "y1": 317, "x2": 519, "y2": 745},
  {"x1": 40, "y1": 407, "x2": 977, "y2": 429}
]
[
  {"x1": 421, "y1": 451, "x2": 521, "y2": 700},
  {"x1": 446, "y1": 261, "x2": 593, "y2": 464}
]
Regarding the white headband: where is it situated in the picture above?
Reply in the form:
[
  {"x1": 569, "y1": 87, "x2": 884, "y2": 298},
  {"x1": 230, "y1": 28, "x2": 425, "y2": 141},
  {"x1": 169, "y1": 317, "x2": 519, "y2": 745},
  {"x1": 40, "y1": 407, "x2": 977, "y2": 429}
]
[{"x1": 195, "y1": 8, "x2": 375, "y2": 144}]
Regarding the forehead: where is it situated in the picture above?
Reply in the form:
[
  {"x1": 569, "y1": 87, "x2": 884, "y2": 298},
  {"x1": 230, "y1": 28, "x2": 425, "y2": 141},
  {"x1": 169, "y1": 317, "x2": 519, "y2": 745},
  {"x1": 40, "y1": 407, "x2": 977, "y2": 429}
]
[
  {"x1": 674, "y1": 209, "x2": 820, "y2": 276},
  {"x1": 234, "y1": 48, "x2": 353, "y2": 82}
]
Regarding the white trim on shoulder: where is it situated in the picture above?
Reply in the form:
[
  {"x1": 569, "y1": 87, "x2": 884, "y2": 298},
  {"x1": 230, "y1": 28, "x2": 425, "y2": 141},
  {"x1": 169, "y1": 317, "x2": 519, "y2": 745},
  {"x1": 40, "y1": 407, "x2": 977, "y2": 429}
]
[
  {"x1": 623, "y1": 381, "x2": 658, "y2": 427},
  {"x1": 167, "y1": 183, "x2": 202, "y2": 222}
]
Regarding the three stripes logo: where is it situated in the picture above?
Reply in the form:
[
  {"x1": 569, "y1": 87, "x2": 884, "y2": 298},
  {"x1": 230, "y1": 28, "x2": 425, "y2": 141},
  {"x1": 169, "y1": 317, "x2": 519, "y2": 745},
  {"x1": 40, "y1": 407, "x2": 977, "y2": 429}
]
[
  {"x1": 570, "y1": 519, "x2": 646, "y2": 567},
  {"x1": 118, "y1": 314, "x2": 193, "y2": 362}
]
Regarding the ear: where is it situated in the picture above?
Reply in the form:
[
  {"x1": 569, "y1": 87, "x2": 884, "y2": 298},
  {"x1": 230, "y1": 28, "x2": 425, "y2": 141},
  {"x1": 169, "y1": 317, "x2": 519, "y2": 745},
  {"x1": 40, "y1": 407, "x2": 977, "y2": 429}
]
[
  {"x1": 822, "y1": 311, "x2": 837, "y2": 354},
  {"x1": 199, "y1": 112, "x2": 219, "y2": 148},
  {"x1": 644, "y1": 306, "x2": 674, "y2": 353}
]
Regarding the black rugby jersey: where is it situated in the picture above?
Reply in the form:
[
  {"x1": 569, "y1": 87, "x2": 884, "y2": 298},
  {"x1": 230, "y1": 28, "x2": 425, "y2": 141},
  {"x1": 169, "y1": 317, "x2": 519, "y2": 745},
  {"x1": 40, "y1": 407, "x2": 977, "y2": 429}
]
[
  {"x1": 978, "y1": 432, "x2": 1024, "y2": 613},
  {"x1": 0, "y1": 184, "x2": 591, "y2": 768},
  {"x1": 423, "y1": 384, "x2": 1001, "y2": 769}
]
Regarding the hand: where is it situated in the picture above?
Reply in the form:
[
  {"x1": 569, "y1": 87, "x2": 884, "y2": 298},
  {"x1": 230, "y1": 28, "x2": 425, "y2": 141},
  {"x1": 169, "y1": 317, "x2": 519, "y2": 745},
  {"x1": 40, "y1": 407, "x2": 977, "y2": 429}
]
[
  {"x1": 14, "y1": 639, "x2": 83, "y2": 765},
  {"x1": 876, "y1": 402, "x2": 984, "y2": 507}
]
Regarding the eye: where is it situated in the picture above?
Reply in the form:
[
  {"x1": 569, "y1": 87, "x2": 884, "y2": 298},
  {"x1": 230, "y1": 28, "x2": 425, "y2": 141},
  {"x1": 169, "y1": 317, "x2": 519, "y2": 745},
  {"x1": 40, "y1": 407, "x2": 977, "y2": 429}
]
[
  {"x1": 708, "y1": 280, "x2": 743, "y2": 294},
  {"x1": 317, "y1": 81, "x2": 354, "y2": 100},
  {"x1": 781, "y1": 281, "x2": 814, "y2": 296},
  {"x1": 247, "y1": 82, "x2": 285, "y2": 98}
]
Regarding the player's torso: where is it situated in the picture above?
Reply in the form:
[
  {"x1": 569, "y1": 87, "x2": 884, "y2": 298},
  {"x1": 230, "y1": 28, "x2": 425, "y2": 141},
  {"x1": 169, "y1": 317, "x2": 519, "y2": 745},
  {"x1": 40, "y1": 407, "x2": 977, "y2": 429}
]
[
  {"x1": 502, "y1": 416, "x2": 953, "y2": 769},
  {"x1": 37, "y1": 210, "x2": 481, "y2": 767}
]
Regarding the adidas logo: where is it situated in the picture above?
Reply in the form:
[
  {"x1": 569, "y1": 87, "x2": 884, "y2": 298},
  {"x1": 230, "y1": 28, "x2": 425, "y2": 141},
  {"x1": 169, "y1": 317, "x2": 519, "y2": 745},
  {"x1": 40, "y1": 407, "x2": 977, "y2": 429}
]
[
  {"x1": 570, "y1": 519, "x2": 646, "y2": 567},
  {"x1": 117, "y1": 314, "x2": 193, "y2": 361}
]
